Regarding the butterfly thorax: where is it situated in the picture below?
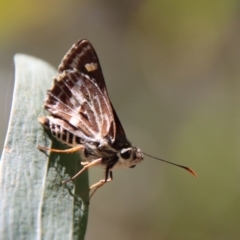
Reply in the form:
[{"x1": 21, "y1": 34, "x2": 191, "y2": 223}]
[
  {"x1": 76, "y1": 136, "x2": 143, "y2": 169},
  {"x1": 82, "y1": 144, "x2": 144, "y2": 169}
]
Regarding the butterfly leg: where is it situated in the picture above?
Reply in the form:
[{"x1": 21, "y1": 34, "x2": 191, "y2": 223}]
[
  {"x1": 37, "y1": 145, "x2": 84, "y2": 154},
  {"x1": 62, "y1": 158, "x2": 102, "y2": 184},
  {"x1": 89, "y1": 170, "x2": 113, "y2": 200}
]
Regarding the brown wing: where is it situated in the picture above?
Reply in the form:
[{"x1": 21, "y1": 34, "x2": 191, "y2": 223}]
[
  {"x1": 58, "y1": 39, "x2": 107, "y2": 94},
  {"x1": 55, "y1": 39, "x2": 127, "y2": 144},
  {"x1": 45, "y1": 70, "x2": 114, "y2": 142}
]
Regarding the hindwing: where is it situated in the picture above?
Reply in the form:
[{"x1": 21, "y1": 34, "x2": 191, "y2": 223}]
[{"x1": 45, "y1": 70, "x2": 114, "y2": 142}]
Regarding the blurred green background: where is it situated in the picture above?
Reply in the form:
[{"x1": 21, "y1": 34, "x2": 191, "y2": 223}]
[{"x1": 1, "y1": 1, "x2": 240, "y2": 239}]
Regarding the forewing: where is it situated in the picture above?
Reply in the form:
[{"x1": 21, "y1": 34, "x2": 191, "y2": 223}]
[
  {"x1": 110, "y1": 104, "x2": 129, "y2": 148},
  {"x1": 57, "y1": 39, "x2": 127, "y2": 143},
  {"x1": 58, "y1": 39, "x2": 106, "y2": 94},
  {"x1": 44, "y1": 70, "x2": 114, "y2": 142}
]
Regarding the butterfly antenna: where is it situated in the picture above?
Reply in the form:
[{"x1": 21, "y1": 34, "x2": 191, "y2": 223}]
[{"x1": 142, "y1": 152, "x2": 198, "y2": 177}]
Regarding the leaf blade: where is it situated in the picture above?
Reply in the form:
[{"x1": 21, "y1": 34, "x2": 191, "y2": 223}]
[{"x1": 0, "y1": 54, "x2": 89, "y2": 240}]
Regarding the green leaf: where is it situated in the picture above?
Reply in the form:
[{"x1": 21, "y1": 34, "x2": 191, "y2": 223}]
[{"x1": 0, "y1": 54, "x2": 89, "y2": 240}]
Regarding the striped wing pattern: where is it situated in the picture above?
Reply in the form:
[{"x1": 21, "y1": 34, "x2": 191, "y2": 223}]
[
  {"x1": 44, "y1": 70, "x2": 114, "y2": 143},
  {"x1": 58, "y1": 39, "x2": 107, "y2": 95},
  {"x1": 43, "y1": 39, "x2": 127, "y2": 147}
]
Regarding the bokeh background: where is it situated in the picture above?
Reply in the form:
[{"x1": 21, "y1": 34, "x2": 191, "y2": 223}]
[{"x1": 1, "y1": 1, "x2": 240, "y2": 239}]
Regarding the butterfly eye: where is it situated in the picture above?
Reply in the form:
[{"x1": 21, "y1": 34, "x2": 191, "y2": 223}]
[{"x1": 120, "y1": 149, "x2": 132, "y2": 159}]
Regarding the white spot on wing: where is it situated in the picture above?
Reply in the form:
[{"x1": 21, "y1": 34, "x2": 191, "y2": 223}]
[
  {"x1": 69, "y1": 117, "x2": 80, "y2": 127},
  {"x1": 85, "y1": 63, "x2": 98, "y2": 72}
]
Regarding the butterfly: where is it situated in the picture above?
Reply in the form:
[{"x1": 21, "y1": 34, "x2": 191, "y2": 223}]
[{"x1": 38, "y1": 39, "x2": 197, "y2": 198}]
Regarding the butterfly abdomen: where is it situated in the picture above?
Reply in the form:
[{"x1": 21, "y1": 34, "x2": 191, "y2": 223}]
[{"x1": 38, "y1": 116, "x2": 82, "y2": 147}]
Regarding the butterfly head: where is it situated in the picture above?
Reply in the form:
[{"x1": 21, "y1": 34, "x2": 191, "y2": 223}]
[{"x1": 119, "y1": 146, "x2": 144, "y2": 168}]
